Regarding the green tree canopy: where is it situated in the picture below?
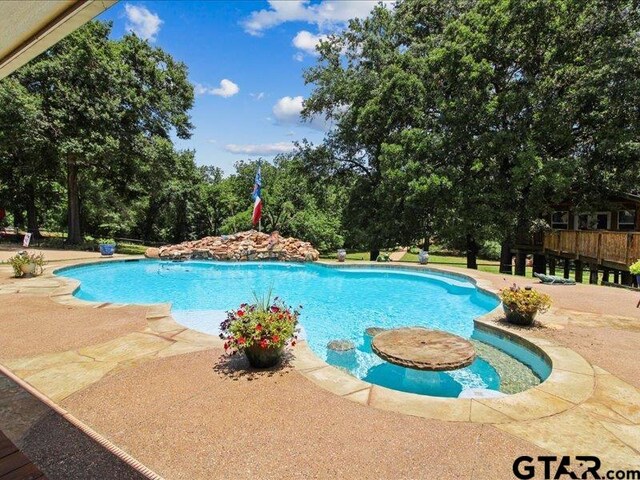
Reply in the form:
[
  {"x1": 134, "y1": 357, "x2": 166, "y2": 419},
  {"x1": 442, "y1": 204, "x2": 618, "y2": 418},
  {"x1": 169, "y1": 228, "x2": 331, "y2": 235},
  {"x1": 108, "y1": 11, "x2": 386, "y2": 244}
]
[{"x1": 9, "y1": 20, "x2": 194, "y2": 243}]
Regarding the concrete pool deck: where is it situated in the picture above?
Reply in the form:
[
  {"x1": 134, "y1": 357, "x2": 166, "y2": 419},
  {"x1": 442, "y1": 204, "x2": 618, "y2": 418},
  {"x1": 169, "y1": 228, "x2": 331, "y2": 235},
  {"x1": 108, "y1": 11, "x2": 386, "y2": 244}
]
[{"x1": 0, "y1": 254, "x2": 639, "y2": 478}]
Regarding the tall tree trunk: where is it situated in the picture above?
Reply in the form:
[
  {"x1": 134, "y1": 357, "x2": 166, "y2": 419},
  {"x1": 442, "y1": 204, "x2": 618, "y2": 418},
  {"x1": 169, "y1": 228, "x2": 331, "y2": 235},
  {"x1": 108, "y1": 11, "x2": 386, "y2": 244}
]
[
  {"x1": 422, "y1": 232, "x2": 430, "y2": 252},
  {"x1": 13, "y1": 209, "x2": 24, "y2": 231},
  {"x1": 67, "y1": 156, "x2": 82, "y2": 244},
  {"x1": 369, "y1": 248, "x2": 380, "y2": 261},
  {"x1": 143, "y1": 199, "x2": 161, "y2": 241},
  {"x1": 466, "y1": 234, "x2": 478, "y2": 269},
  {"x1": 173, "y1": 196, "x2": 188, "y2": 242},
  {"x1": 499, "y1": 241, "x2": 513, "y2": 274},
  {"x1": 26, "y1": 184, "x2": 40, "y2": 238}
]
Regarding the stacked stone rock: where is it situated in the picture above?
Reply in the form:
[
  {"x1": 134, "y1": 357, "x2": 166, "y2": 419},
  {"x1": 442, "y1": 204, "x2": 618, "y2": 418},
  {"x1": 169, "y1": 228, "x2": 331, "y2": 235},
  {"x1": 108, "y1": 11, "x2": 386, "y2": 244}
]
[{"x1": 145, "y1": 230, "x2": 320, "y2": 262}]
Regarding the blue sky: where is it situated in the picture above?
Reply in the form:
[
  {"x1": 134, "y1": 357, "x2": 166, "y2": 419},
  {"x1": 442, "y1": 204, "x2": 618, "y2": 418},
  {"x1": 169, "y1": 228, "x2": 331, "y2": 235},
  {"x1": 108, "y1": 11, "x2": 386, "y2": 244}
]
[{"x1": 97, "y1": 1, "x2": 382, "y2": 174}]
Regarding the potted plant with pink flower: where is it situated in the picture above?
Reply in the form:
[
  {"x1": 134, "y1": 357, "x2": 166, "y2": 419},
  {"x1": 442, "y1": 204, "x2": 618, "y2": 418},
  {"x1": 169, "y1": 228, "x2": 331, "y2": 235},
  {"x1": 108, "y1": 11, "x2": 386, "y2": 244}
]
[{"x1": 219, "y1": 292, "x2": 300, "y2": 368}]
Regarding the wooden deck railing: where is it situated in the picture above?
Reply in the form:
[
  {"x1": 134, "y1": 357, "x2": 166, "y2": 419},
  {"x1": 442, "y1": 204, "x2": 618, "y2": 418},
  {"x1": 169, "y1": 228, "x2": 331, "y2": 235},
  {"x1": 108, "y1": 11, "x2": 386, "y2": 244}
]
[{"x1": 544, "y1": 230, "x2": 640, "y2": 268}]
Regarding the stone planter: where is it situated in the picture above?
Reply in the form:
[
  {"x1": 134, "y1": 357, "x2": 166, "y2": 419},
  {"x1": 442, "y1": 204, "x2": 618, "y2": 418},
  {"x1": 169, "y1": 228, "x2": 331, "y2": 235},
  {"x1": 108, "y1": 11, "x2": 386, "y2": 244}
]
[
  {"x1": 244, "y1": 344, "x2": 284, "y2": 369},
  {"x1": 418, "y1": 250, "x2": 429, "y2": 265},
  {"x1": 636, "y1": 275, "x2": 640, "y2": 287},
  {"x1": 100, "y1": 244, "x2": 116, "y2": 256},
  {"x1": 503, "y1": 304, "x2": 537, "y2": 326},
  {"x1": 337, "y1": 249, "x2": 346, "y2": 262}
]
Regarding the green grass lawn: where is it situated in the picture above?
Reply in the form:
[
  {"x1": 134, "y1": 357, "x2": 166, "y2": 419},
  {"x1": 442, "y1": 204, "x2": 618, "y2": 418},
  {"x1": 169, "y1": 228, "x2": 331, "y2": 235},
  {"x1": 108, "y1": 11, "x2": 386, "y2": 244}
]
[
  {"x1": 321, "y1": 251, "x2": 373, "y2": 261},
  {"x1": 321, "y1": 249, "x2": 534, "y2": 277},
  {"x1": 116, "y1": 243, "x2": 148, "y2": 255},
  {"x1": 401, "y1": 251, "x2": 534, "y2": 277}
]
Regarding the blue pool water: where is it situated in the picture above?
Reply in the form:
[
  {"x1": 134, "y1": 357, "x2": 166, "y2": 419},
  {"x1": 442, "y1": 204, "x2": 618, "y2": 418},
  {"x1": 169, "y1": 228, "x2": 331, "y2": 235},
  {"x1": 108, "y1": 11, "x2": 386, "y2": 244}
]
[{"x1": 56, "y1": 260, "x2": 548, "y2": 397}]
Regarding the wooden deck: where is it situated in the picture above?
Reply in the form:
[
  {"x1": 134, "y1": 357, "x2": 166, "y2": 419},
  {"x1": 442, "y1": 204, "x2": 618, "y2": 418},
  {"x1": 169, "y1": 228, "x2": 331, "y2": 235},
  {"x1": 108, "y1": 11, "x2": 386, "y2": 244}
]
[
  {"x1": 544, "y1": 230, "x2": 640, "y2": 269},
  {"x1": 0, "y1": 431, "x2": 46, "y2": 480}
]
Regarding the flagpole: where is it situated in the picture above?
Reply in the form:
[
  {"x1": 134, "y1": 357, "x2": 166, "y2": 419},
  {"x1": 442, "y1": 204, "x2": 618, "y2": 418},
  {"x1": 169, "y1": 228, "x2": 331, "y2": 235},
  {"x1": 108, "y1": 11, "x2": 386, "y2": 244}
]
[{"x1": 252, "y1": 160, "x2": 263, "y2": 233}]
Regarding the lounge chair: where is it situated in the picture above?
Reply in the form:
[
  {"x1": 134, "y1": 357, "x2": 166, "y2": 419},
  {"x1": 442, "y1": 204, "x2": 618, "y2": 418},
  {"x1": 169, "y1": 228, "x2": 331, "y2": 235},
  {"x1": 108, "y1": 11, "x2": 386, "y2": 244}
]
[{"x1": 534, "y1": 272, "x2": 576, "y2": 285}]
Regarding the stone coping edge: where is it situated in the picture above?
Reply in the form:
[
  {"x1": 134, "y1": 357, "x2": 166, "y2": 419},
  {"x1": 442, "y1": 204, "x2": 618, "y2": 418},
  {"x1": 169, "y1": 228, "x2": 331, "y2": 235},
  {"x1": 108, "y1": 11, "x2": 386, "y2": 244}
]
[
  {"x1": 0, "y1": 363, "x2": 165, "y2": 480},
  {"x1": 46, "y1": 258, "x2": 595, "y2": 424}
]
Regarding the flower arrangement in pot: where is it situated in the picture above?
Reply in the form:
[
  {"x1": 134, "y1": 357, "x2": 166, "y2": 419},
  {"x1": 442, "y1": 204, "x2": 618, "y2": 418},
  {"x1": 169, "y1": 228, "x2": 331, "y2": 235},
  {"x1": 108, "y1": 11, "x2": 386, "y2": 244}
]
[
  {"x1": 219, "y1": 292, "x2": 300, "y2": 368},
  {"x1": 8, "y1": 251, "x2": 45, "y2": 278},
  {"x1": 630, "y1": 259, "x2": 640, "y2": 287},
  {"x1": 499, "y1": 284, "x2": 551, "y2": 326}
]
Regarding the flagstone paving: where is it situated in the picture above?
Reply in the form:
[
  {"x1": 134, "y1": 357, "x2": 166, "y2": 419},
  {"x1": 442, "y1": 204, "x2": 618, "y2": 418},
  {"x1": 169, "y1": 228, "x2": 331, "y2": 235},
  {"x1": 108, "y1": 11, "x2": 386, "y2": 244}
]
[{"x1": 0, "y1": 254, "x2": 639, "y2": 478}]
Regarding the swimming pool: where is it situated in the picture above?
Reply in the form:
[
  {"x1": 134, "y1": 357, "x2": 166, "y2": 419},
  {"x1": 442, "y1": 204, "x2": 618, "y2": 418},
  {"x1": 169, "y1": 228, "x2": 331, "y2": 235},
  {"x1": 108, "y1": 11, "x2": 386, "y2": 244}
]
[{"x1": 56, "y1": 260, "x2": 550, "y2": 397}]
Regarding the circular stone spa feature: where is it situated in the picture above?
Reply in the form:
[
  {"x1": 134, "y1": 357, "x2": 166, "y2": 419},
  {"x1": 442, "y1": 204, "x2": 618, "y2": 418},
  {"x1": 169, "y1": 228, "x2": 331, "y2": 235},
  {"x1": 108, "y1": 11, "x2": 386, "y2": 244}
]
[{"x1": 371, "y1": 328, "x2": 476, "y2": 371}]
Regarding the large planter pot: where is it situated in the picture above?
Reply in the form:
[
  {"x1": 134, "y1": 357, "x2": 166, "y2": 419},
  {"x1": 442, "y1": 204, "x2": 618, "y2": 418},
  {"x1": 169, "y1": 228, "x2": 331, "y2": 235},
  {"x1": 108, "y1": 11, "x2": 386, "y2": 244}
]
[
  {"x1": 636, "y1": 275, "x2": 640, "y2": 287},
  {"x1": 418, "y1": 250, "x2": 429, "y2": 265},
  {"x1": 244, "y1": 344, "x2": 284, "y2": 369},
  {"x1": 337, "y1": 249, "x2": 346, "y2": 262},
  {"x1": 20, "y1": 262, "x2": 36, "y2": 275},
  {"x1": 100, "y1": 244, "x2": 116, "y2": 256},
  {"x1": 503, "y1": 304, "x2": 537, "y2": 326}
]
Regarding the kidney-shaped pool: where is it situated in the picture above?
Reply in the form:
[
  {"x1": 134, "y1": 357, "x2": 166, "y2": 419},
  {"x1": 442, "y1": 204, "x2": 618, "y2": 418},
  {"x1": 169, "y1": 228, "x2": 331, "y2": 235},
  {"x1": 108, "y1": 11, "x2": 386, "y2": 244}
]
[{"x1": 56, "y1": 260, "x2": 550, "y2": 398}]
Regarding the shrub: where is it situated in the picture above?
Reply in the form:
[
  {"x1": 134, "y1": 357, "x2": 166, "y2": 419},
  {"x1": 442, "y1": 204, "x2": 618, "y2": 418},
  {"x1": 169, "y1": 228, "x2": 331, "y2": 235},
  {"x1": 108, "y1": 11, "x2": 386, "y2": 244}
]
[
  {"x1": 500, "y1": 284, "x2": 551, "y2": 316},
  {"x1": 629, "y1": 260, "x2": 640, "y2": 276},
  {"x1": 479, "y1": 240, "x2": 502, "y2": 261},
  {"x1": 219, "y1": 292, "x2": 300, "y2": 354}
]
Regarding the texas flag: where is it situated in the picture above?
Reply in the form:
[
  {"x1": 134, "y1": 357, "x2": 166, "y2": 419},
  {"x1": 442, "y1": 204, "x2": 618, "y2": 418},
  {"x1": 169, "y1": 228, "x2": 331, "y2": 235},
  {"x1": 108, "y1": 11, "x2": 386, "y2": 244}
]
[{"x1": 251, "y1": 164, "x2": 262, "y2": 226}]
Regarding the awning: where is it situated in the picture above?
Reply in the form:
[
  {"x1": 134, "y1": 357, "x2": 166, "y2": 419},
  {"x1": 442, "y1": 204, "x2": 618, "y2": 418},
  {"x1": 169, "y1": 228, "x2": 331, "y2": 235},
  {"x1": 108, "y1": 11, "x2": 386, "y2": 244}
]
[{"x1": 0, "y1": 0, "x2": 116, "y2": 79}]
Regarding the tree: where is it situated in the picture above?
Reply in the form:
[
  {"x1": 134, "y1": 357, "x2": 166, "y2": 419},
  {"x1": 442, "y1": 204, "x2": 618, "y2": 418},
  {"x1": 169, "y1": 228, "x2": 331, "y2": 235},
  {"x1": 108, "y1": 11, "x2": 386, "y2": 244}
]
[
  {"x1": 302, "y1": 6, "x2": 409, "y2": 259},
  {"x1": 304, "y1": 0, "x2": 640, "y2": 268},
  {"x1": 0, "y1": 78, "x2": 55, "y2": 236},
  {"x1": 11, "y1": 21, "x2": 194, "y2": 243}
]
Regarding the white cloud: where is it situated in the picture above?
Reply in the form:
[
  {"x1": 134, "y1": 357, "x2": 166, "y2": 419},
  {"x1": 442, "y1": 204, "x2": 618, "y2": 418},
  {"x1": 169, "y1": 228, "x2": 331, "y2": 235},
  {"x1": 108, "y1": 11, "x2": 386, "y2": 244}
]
[
  {"x1": 272, "y1": 95, "x2": 328, "y2": 130},
  {"x1": 292, "y1": 52, "x2": 305, "y2": 62},
  {"x1": 243, "y1": 0, "x2": 389, "y2": 36},
  {"x1": 273, "y1": 95, "x2": 305, "y2": 124},
  {"x1": 124, "y1": 4, "x2": 163, "y2": 41},
  {"x1": 195, "y1": 79, "x2": 240, "y2": 98},
  {"x1": 224, "y1": 142, "x2": 296, "y2": 155},
  {"x1": 250, "y1": 92, "x2": 265, "y2": 100},
  {"x1": 292, "y1": 30, "x2": 328, "y2": 56}
]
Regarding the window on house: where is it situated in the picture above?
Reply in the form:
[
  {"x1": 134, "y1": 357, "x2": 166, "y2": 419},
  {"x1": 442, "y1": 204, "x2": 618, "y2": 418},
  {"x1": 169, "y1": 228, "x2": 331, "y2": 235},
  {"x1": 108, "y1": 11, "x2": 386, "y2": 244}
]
[
  {"x1": 577, "y1": 214, "x2": 590, "y2": 230},
  {"x1": 576, "y1": 212, "x2": 610, "y2": 230},
  {"x1": 618, "y1": 210, "x2": 636, "y2": 231},
  {"x1": 595, "y1": 213, "x2": 610, "y2": 230},
  {"x1": 551, "y1": 211, "x2": 569, "y2": 229}
]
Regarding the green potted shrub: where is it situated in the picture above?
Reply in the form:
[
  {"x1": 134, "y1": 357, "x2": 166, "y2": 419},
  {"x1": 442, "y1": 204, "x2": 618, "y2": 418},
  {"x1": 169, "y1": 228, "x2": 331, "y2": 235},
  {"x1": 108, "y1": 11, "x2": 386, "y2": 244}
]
[
  {"x1": 98, "y1": 238, "x2": 116, "y2": 256},
  {"x1": 499, "y1": 284, "x2": 551, "y2": 326},
  {"x1": 219, "y1": 293, "x2": 300, "y2": 368},
  {"x1": 630, "y1": 259, "x2": 640, "y2": 287},
  {"x1": 8, "y1": 251, "x2": 45, "y2": 277}
]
